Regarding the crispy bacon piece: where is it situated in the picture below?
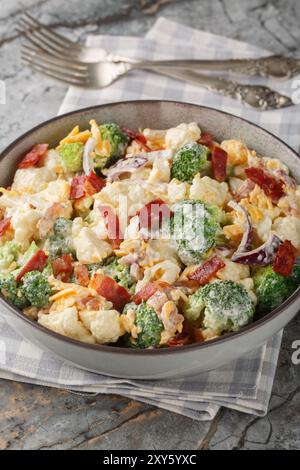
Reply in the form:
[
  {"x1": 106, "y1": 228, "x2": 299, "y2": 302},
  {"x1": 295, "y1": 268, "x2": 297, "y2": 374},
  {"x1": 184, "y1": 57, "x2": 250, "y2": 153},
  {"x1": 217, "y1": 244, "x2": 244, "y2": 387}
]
[
  {"x1": 90, "y1": 273, "x2": 131, "y2": 311},
  {"x1": 192, "y1": 327, "x2": 205, "y2": 343},
  {"x1": 99, "y1": 204, "x2": 123, "y2": 249},
  {"x1": 211, "y1": 146, "x2": 228, "y2": 182},
  {"x1": 245, "y1": 167, "x2": 284, "y2": 203},
  {"x1": 74, "y1": 264, "x2": 90, "y2": 287},
  {"x1": 174, "y1": 279, "x2": 199, "y2": 290},
  {"x1": 18, "y1": 144, "x2": 48, "y2": 169},
  {"x1": 168, "y1": 323, "x2": 205, "y2": 347},
  {"x1": 78, "y1": 295, "x2": 102, "y2": 311},
  {"x1": 16, "y1": 250, "x2": 48, "y2": 282},
  {"x1": 38, "y1": 203, "x2": 65, "y2": 238},
  {"x1": 184, "y1": 322, "x2": 205, "y2": 343},
  {"x1": 273, "y1": 240, "x2": 297, "y2": 277},
  {"x1": 0, "y1": 218, "x2": 11, "y2": 237},
  {"x1": 132, "y1": 282, "x2": 158, "y2": 305},
  {"x1": 188, "y1": 256, "x2": 225, "y2": 284},
  {"x1": 133, "y1": 137, "x2": 151, "y2": 152},
  {"x1": 71, "y1": 172, "x2": 106, "y2": 200},
  {"x1": 52, "y1": 254, "x2": 73, "y2": 282},
  {"x1": 70, "y1": 175, "x2": 86, "y2": 200},
  {"x1": 167, "y1": 333, "x2": 191, "y2": 347},
  {"x1": 122, "y1": 127, "x2": 151, "y2": 151},
  {"x1": 86, "y1": 171, "x2": 106, "y2": 192},
  {"x1": 138, "y1": 199, "x2": 172, "y2": 232},
  {"x1": 198, "y1": 132, "x2": 214, "y2": 150}
]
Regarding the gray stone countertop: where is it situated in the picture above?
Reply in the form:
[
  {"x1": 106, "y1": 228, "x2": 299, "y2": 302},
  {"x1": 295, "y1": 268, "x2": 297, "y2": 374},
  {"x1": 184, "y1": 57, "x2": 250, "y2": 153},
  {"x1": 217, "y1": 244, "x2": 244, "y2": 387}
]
[{"x1": 0, "y1": 0, "x2": 299, "y2": 450}]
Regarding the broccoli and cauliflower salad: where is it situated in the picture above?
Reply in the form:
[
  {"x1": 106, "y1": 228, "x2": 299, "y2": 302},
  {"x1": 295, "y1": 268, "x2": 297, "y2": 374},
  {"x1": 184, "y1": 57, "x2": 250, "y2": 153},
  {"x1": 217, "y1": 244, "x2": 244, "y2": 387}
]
[{"x1": 0, "y1": 120, "x2": 299, "y2": 349}]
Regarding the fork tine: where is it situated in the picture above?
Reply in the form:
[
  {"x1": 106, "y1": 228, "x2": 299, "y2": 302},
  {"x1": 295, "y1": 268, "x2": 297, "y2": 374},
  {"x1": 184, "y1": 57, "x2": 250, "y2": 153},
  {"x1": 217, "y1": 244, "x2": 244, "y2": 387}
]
[
  {"x1": 21, "y1": 59, "x2": 88, "y2": 86},
  {"x1": 21, "y1": 13, "x2": 78, "y2": 48},
  {"x1": 18, "y1": 25, "x2": 70, "y2": 55},
  {"x1": 21, "y1": 44, "x2": 88, "y2": 71},
  {"x1": 16, "y1": 25, "x2": 70, "y2": 59},
  {"x1": 17, "y1": 25, "x2": 65, "y2": 56},
  {"x1": 18, "y1": 17, "x2": 76, "y2": 52},
  {"x1": 21, "y1": 50, "x2": 88, "y2": 78}
]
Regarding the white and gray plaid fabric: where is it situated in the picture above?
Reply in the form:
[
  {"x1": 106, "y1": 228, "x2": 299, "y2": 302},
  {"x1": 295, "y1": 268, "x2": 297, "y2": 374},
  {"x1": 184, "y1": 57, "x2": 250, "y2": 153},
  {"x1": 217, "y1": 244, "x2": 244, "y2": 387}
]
[{"x1": 0, "y1": 18, "x2": 298, "y2": 421}]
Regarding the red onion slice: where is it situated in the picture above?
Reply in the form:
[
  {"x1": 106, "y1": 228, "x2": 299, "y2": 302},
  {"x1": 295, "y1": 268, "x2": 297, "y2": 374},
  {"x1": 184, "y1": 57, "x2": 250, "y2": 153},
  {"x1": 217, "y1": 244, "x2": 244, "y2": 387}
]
[
  {"x1": 231, "y1": 233, "x2": 282, "y2": 265},
  {"x1": 106, "y1": 156, "x2": 149, "y2": 181}
]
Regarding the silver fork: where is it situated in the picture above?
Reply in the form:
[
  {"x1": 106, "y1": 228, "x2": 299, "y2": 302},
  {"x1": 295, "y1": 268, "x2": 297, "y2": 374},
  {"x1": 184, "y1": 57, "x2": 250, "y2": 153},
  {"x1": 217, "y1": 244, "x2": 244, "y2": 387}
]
[
  {"x1": 18, "y1": 18, "x2": 294, "y2": 110},
  {"x1": 20, "y1": 44, "x2": 293, "y2": 110},
  {"x1": 17, "y1": 13, "x2": 300, "y2": 79}
]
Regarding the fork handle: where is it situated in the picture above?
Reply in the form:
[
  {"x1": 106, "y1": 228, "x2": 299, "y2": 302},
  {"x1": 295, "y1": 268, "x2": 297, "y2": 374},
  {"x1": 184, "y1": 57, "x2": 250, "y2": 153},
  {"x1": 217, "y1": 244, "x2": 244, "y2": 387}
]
[
  {"x1": 153, "y1": 68, "x2": 292, "y2": 110},
  {"x1": 131, "y1": 55, "x2": 300, "y2": 79}
]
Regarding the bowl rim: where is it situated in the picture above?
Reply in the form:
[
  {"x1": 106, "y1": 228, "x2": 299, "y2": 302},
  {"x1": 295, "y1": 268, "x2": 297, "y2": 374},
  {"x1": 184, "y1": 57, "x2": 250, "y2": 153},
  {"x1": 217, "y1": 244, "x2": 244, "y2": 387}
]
[{"x1": 1, "y1": 99, "x2": 300, "y2": 356}]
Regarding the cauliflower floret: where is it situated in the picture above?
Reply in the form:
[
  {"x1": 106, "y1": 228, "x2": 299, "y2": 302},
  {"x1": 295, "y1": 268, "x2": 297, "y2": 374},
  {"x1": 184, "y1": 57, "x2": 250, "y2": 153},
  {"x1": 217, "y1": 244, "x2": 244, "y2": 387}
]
[
  {"x1": 142, "y1": 128, "x2": 167, "y2": 150},
  {"x1": 127, "y1": 184, "x2": 151, "y2": 215},
  {"x1": 221, "y1": 140, "x2": 249, "y2": 166},
  {"x1": 8, "y1": 203, "x2": 40, "y2": 249},
  {"x1": 12, "y1": 167, "x2": 56, "y2": 193},
  {"x1": 130, "y1": 167, "x2": 151, "y2": 180},
  {"x1": 190, "y1": 175, "x2": 229, "y2": 207},
  {"x1": 278, "y1": 186, "x2": 300, "y2": 217},
  {"x1": 148, "y1": 156, "x2": 170, "y2": 183},
  {"x1": 25, "y1": 180, "x2": 71, "y2": 211},
  {"x1": 72, "y1": 217, "x2": 112, "y2": 264},
  {"x1": 272, "y1": 215, "x2": 300, "y2": 249},
  {"x1": 216, "y1": 258, "x2": 250, "y2": 282},
  {"x1": 124, "y1": 215, "x2": 140, "y2": 240},
  {"x1": 167, "y1": 178, "x2": 189, "y2": 203},
  {"x1": 43, "y1": 149, "x2": 63, "y2": 174},
  {"x1": 255, "y1": 216, "x2": 272, "y2": 242},
  {"x1": 79, "y1": 309, "x2": 123, "y2": 344},
  {"x1": 165, "y1": 122, "x2": 201, "y2": 151},
  {"x1": 38, "y1": 306, "x2": 96, "y2": 344},
  {"x1": 136, "y1": 260, "x2": 180, "y2": 291},
  {"x1": 0, "y1": 188, "x2": 22, "y2": 210},
  {"x1": 39, "y1": 180, "x2": 70, "y2": 204},
  {"x1": 148, "y1": 239, "x2": 180, "y2": 264},
  {"x1": 95, "y1": 182, "x2": 150, "y2": 216},
  {"x1": 90, "y1": 218, "x2": 108, "y2": 239}
]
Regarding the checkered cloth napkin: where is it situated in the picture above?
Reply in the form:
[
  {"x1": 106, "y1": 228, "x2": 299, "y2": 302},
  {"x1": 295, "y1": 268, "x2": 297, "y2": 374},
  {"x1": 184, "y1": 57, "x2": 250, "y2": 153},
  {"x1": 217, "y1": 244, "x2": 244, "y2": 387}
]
[{"x1": 0, "y1": 18, "x2": 298, "y2": 421}]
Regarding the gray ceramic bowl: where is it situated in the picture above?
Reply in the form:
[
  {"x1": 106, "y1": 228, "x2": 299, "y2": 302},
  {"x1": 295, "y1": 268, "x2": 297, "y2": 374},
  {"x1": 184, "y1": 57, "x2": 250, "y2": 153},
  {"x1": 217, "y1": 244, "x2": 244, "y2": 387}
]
[{"x1": 1, "y1": 100, "x2": 300, "y2": 379}]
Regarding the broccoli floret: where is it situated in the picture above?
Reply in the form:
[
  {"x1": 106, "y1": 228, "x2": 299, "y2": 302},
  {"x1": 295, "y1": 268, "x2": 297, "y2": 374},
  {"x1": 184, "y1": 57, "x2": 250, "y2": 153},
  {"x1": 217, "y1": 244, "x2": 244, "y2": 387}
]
[
  {"x1": 93, "y1": 123, "x2": 129, "y2": 174},
  {"x1": 253, "y1": 265, "x2": 300, "y2": 313},
  {"x1": 49, "y1": 218, "x2": 75, "y2": 259},
  {"x1": 87, "y1": 257, "x2": 135, "y2": 291},
  {"x1": 289, "y1": 265, "x2": 300, "y2": 289},
  {"x1": 171, "y1": 142, "x2": 210, "y2": 183},
  {"x1": 0, "y1": 274, "x2": 28, "y2": 309},
  {"x1": 19, "y1": 241, "x2": 39, "y2": 265},
  {"x1": 189, "y1": 280, "x2": 254, "y2": 334},
  {"x1": 171, "y1": 200, "x2": 223, "y2": 265},
  {"x1": 101, "y1": 257, "x2": 135, "y2": 291},
  {"x1": 122, "y1": 301, "x2": 138, "y2": 315},
  {"x1": 0, "y1": 241, "x2": 20, "y2": 272},
  {"x1": 20, "y1": 270, "x2": 52, "y2": 308},
  {"x1": 59, "y1": 142, "x2": 84, "y2": 173},
  {"x1": 10, "y1": 241, "x2": 40, "y2": 280},
  {"x1": 53, "y1": 217, "x2": 73, "y2": 238},
  {"x1": 183, "y1": 288, "x2": 205, "y2": 322},
  {"x1": 87, "y1": 262, "x2": 102, "y2": 277},
  {"x1": 127, "y1": 301, "x2": 164, "y2": 349}
]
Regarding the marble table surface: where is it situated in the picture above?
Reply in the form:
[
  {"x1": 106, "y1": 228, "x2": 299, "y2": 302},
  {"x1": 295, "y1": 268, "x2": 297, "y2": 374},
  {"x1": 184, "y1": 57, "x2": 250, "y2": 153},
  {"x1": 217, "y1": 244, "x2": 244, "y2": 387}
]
[{"x1": 0, "y1": 0, "x2": 300, "y2": 450}]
